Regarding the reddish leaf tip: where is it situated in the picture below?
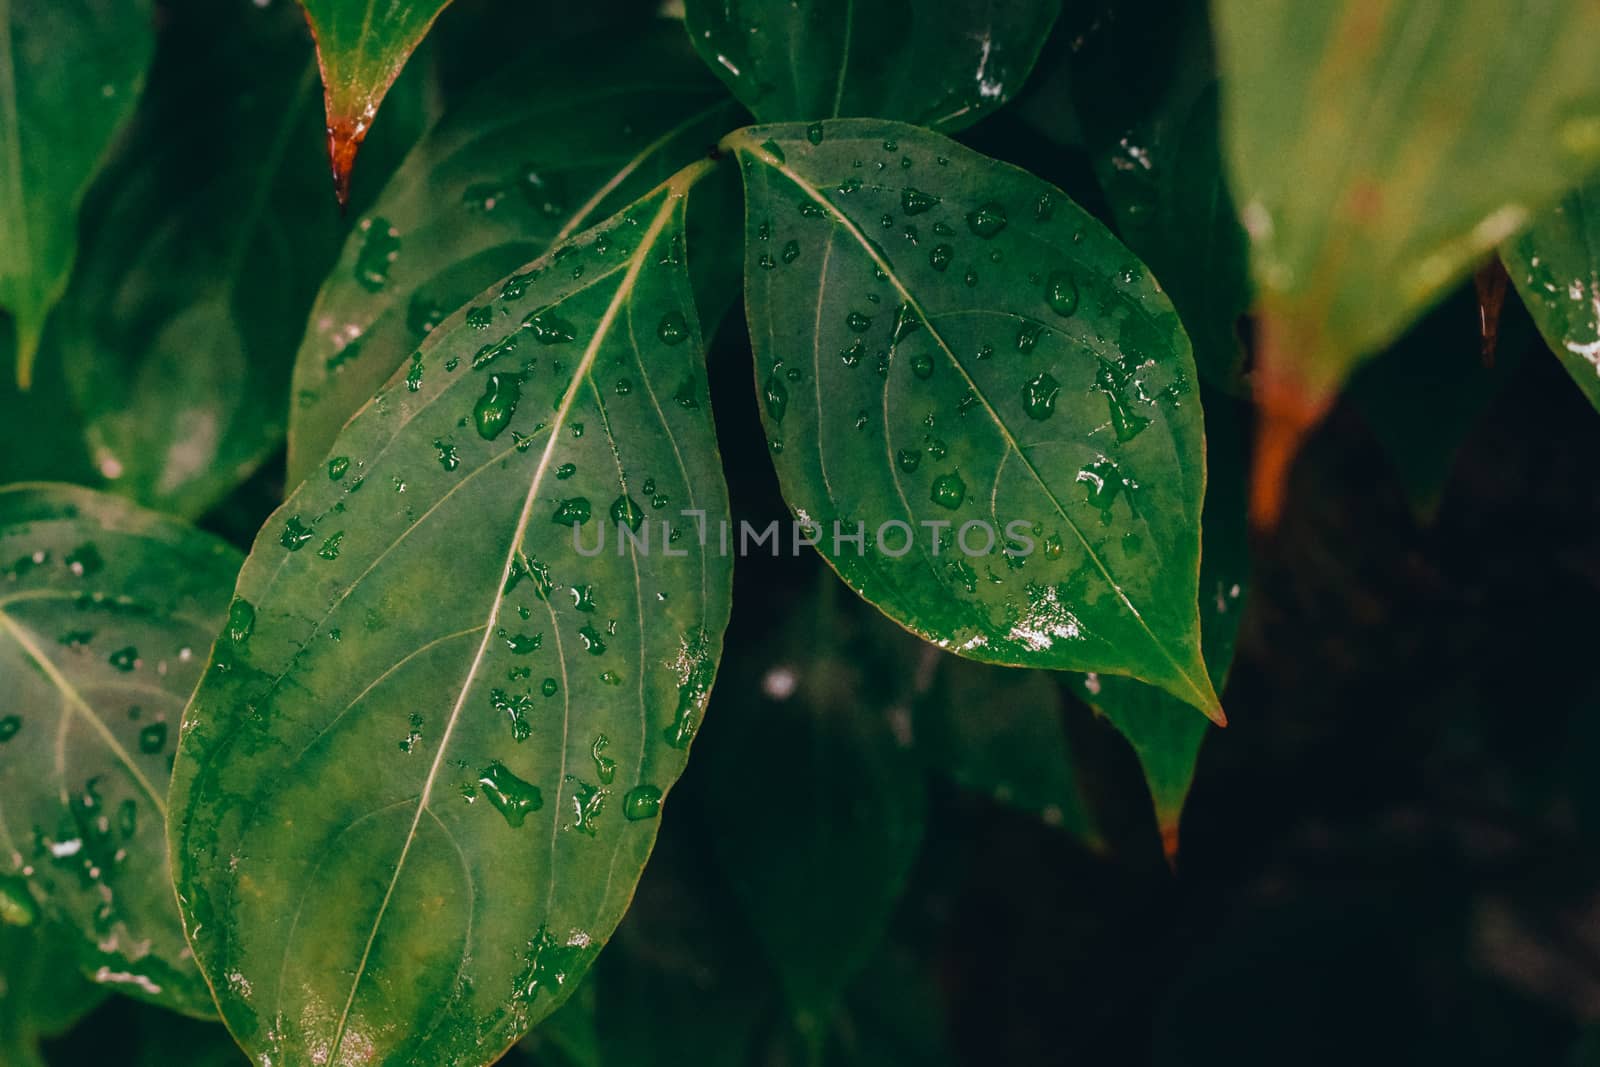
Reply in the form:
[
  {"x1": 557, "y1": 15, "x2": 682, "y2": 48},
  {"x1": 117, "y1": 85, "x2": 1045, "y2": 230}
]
[
  {"x1": 1249, "y1": 314, "x2": 1336, "y2": 531},
  {"x1": 325, "y1": 119, "x2": 366, "y2": 212}
]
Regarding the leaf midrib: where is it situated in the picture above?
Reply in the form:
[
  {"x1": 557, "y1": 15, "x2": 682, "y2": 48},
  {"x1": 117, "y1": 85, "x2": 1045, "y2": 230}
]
[
  {"x1": 0, "y1": 608, "x2": 167, "y2": 817},
  {"x1": 324, "y1": 186, "x2": 685, "y2": 1061},
  {"x1": 735, "y1": 132, "x2": 1213, "y2": 712}
]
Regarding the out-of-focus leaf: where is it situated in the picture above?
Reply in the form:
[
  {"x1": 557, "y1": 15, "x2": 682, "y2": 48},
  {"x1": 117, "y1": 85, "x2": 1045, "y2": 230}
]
[
  {"x1": 682, "y1": 0, "x2": 1060, "y2": 132},
  {"x1": 823, "y1": 938, "x2": 959, "y2": 1067},
  {"x1": 914, "y1": 652, "x2": 1097, "y2": 842},
  {"x1": 129, "y1": 1011, "x2": 251, "y2": 1067},
  {"x1": 594, "y1": 813, "x2": 773, "y2": 1067},
  {"x1": 1503, "y1": 181, "x2": 1600, "y2": 413},
  {"x1": 48, "y1": 0, "x2": 423, "y2": 519},
  {"x1": 0, "y1": 329, "x2": 95, "y2": 487},
  {"x1": 169, "y1": 173, "x2": 735, "y2": 1066},
  {"x1": 0, "y1": 921, "x2": 108, "y2": 1067},
  {"x1": 299, "y1": 0, "x2": 454, "y2": 205},
  {"x1": 1348, "y1": 281, "x2": 1528, "y2": 521},
  {"x1": 514, "y1": 976, "x2": 598, "y2": 1067},
  {"x1": 731, "y1": 120, "x2": 1220, "y2": 720},
  {"x1": 0, "y1": 484, "x2": 239, "y2": 1016},
  {"x1": 288, "y1": 22, "x2": 739, "y2": 484},
  {"x1": 1213, "y1": 0, "x2": 1600, "y2": 524},
  {"x1": 1052, "y1": 0, "x2": 1249, "y2": 391},
  {"x1": 1069, "y1": 392, "x2": 1249, "y2": 858},
  {"x1": 699, "y1": 574, "x2": 927, "y2": 1032},
  {"x1": 0, "y1": 0, "x2": 153, "y2": 387}
]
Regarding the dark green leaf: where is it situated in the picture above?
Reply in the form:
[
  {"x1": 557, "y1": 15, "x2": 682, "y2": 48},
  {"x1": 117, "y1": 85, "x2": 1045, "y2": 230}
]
[
  {"x1": 47, "y1": 0, "x2": 426, "y2": 519},
  {"x1": 913, "y1": 652, "x2": 1097, "y2": 842},
  {"x1": 514, "y1": 975, "x2": 597, "y2": 1067},
  {"x1": 594, "y1": 815, "x2": 773, "y2": 1067},
  {"x1": 0, "y1": 921, "x2": 109, "y2": 1067},
  {"x1": 1052, "y1": 0, "x2": 1250, "y2": 391},
  {"x1": 699, "y1": 574, "x2": 927, "y2": 1029},
  {"x1": 682, "y1": 0, "x2": 1060, "y2": 132},
  {"x1": 288, "y1": 22, "x2": 740, "y2": 484},
  {"x1": 299, "y1": 0, "x2": 453, "y2": 204},
  {"x1": 1348, "y1": 280, "x2": 1528, "y2": 521},
  {"x1": 1214, "y1": 0, "x2": 1600, "y2": 518},
  {"x1": 169, "y1": 172, "x2": 734, "y2": 1066},
  {"x1": 730, "y1": 119, "x2": 1219, "y2": 720},
  {"x1": 1070, "y1": 392, "x2": 1249, "y2": 856},
  {"x1": 0, "y1": 0, "x2": 153, "y2": 387},
  {"x1": 1503, "y1": 181, "x2": 1600, "y2": 412},
  {"x1": 0, "y1": 483, "x2": 240, "y2": 1015}
]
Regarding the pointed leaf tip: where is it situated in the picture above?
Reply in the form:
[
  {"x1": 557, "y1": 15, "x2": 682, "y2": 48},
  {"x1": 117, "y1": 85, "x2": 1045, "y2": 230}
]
[
  {"x1": 299, "y1": 0, "x2": 455, "y2": 208},
  {"x1": 1249, "y1": 312, "x2": 1338, "y2": 531}
]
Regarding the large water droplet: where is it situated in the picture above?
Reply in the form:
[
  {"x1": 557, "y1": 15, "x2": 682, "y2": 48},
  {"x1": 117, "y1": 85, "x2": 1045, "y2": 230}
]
[
  {"x1": 901, "y1": 187, "x2": 940, "y2": 215},
  {"x1": 966, "y1": 202, "x2": 1008, "y2": 238},
  {"x1": 138, "y1": 722, "x2": 167, "y2": 754},
  {"x1": 479, "y1": 762, "x2": 543, "y2": 827},
  {"x1": 657, "y1": 312, "x2": 689, "y2": 346},
  {"x1": 1045, "y1": 271, "x2": 1079, "y2": 316},
  {"x1": 1023, "y1": 373, "x2": 1060, "y2": 420},
  {"x1": 762, "y1": 372, "x2": 789, "y2": 422},
  {"x1": 354, "y1": 217, "x2": 400, "y2": 291},
  {"x1": 910, "y1": 353, "x2": 934, "y2": 380},
  {"x1": 552, "y1": 498, "x2": 592, "y2": 526},
  {"x1": 610, "y1": 495, "x2": 645, "y2": 530},
  {"x1": 623, "y1": 784, "x2": 662, "y2": 820},
  {"x1": 474, "y1": 374, "x2": 521, "y2": 440},
  {"x1": 930, "y1": 471, "x2": 966, "y2": 510}
]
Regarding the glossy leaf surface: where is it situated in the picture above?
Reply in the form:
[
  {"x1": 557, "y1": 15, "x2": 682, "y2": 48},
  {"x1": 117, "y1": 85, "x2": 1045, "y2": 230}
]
[
  {"x1": 300, "y1": 0, "x2": 453, "y2": 204},
  {"x1": 170, "y1": 174, "x2": 734, "y2": 1066},
  {"x1": 699, "y1": 575, "x2": 926, "y2": 1028},
  {"x1": 1055, "y1": 0, "x2": 1249, "y2": 390},
  {"x1": 1214, "y1": 0, "x2": 1600, "y2": 520},
  {"x1": 1073, "y1": 393, "x2": 1249, "y2": 856},
  {"x1": 0, "y1": 921, "x2": 108, "y2": 1067},
  {"x1": 913, "y1": 652, "x2": 1096, "y2": 841},
  {"x1": 0, "y1": 0, "x2": 153, "y2": 387},
  {"x1": 49, "y1": 0, "x2": 404, "y2": 518},
  {"x1": 732, "y1": 120, "x2": 1218, "y2": 720},
  {"x1": 1503, "y1": 181, "x2": 1600, "y2": 412},
  {"x1": 0, "y1": 483, "x2": 240, "y2": 1015},
  {"x1": 683, "y1": 0, "x2": 1060, "y2": 132},
  {"x1": 289, "y1": 22, "x2": 739, "y2": 484}
]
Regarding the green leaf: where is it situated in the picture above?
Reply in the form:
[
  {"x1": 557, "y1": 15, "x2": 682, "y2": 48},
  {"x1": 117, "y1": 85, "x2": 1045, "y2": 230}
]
[
  {"x1": 682, "y1": 0, "x2": 1060, "y2": 132},
  {"x1": 1348, "y1": 280, "x2": 1528, "y2": 521},
  {"x1": 288, "y1": 22, "x2": 740, "y2": 485},
  {"x1": 0, "y1": 921, "x2": 109, "y2": 1067},
  {"x1": 595, "y1": 814, "x2": 774, "y2": 1067},
  {"x1": 698, "y1": 573, "x2": 927, "y2": 1030},
  {"x1": 1069, "y1": 392, "x2": 1249, "y2": 857},
  {"x1": 1503, "y1": 181, "x2": 1600, "y2": 412},
  {"x1": 1213, "y1": 0, "x2": 1600, "y2": 521},
  {"x1": 913, "y1": 652, "x2": 1097, "y2": 842},
  {"x1": 729, "y1": 119, "x2": 1220, "y2": 721},
  {"x1": 1055, "y1": 0, "x2": 1250, "y2": 391},
  {"x1": 169, "y1": 170, "x2": 734, "y2": 1066},
  {"x1": 514, "y1": 975, "x2": 597, "y2": 1067},
  {"x1": 0, "y1": 483, "x2": 241, "y2": 1016},
  {"x1": 299, "y1": 0, "x2": 453, "y2": 205},
  {"x1": 0, "y1": 0, "x2": 154, "y2": 387},
  {"x1": 47, "y1": 0, "x2": 420, "y2": 518}
]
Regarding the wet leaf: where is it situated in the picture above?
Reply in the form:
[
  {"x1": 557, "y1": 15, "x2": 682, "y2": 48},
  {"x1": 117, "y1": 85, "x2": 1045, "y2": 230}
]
[
  {"x1": 1071, "y1": 392, "x2": 1249, "y2": 858},
  {"x1": 1055, "y1": 0, "x2": 1250, "y2": 391},
  {"x1": 682, "y1": 0, "x2": 1060, "y2": 132},
  {"x1": 169, "y1": 171, "x2": 734, "y2": 1066},
  {"x1": 913, "y1": 652, "x2": 1097, "y2": 842},
  {"x1": 0, "y1": 0, "x2": 154, "y2": 388},
  {"x1": 698, "y1": 574, "x2": 927, "y2": 1030},
  {"x1": 299, "y1": 0, "x2": 454, "y2": 205},
  {"x1": 731, "y1": 120, "x2": 1219, "y2": 721},
  {"x1": 289, "y1": 22, "x2": 740, "y2": 484},
  {"x1": 0, "y1": 921, "x2": 109, "y2": 1067},
  {"x1": 48, "y1": 0, "x2": 425, "y2": 519},
  {"x1": 1503, "y1": 180, "x2": 1600, "y2": 413},
  {"x1": 514, "y1": 975, "x2": 597, "y2": 1067},
  {"x1": 1213, "y1": 0, "x2": 1600, "y2": 523},
  {"x1": 0, "y1": 483, "x2": 241, "y2": 1015}
]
